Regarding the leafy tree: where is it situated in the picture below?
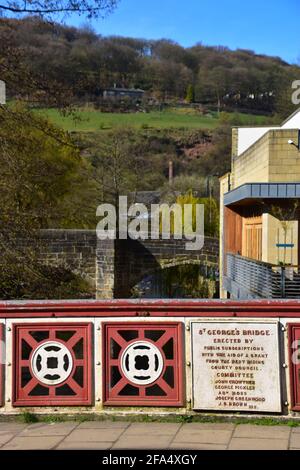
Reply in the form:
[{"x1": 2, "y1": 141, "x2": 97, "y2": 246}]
[
  {"x1": 0, "y1": 105, "x2": 96, "y2": 226},
  {"x1": 0, "y1": 105, "x2": 96, "y2": 298},
  {"x1": 156, "y1": 264, "x2": 215, "y2": 298},
  {"x1": 0, "y1": 2, "x2": 119, "y2": 299},
  {"x1": 175, "y1": 191, "x2": 219, "y2": 237},
  {"x1": 186, "y1": 84, "x2": 195, "y2": 103},
  {"x1": 161, "y1": 175, "x2": 208, "y2": 200}
]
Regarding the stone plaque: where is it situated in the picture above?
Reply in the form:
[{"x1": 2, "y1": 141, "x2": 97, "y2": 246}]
[{"x1": 192, "y1": 321, "x2": 281, "y2": 412}]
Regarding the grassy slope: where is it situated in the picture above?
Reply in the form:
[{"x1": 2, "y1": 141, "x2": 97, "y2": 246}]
[{"x1": 36, "y1": 108, "x2": 268, "y2": 131}]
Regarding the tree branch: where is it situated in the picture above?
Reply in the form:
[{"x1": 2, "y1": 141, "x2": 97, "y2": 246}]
[
  {"x1": 0, "y1": 1, "x2": 118, "y2": 17},
  {"x1": 0, "y1": 4, "x2": 100, "y2": 13}
]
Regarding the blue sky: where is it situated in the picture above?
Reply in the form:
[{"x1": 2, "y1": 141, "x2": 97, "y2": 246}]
[{"x1": 70, "y1": 0, "x2": 300, "y2": 64}]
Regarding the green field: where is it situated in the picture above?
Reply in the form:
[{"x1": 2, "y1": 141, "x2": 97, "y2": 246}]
[{"x1": 36, "y1": 108, "x2": 268, "y2": 132}]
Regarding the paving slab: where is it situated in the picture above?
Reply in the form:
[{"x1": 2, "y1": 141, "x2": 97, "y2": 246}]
[
  {"x1": 0, "y1": 423, "x2": 27, "y2": 432},
  {"x1": 289, "y1": 426, "x2": 300, "y2": 434},
  {"x1": 122, "y1": 423, "x2": 181, "y2": 436},
  {"x1": 56, "y1": 441, "x2": 113, "y2": 450},
  {"x1": 0, "y1": 433, "x2": 15, "y2": 447},
  {"x1": 2, "y1": 436, "x2": 62, "y2": 450},
  {"x1": 228, "y1": 438, "x2": 289, "y2": 450},
  {"x1": 0, "y1": 420, "x2": 296, "y2": 450},
  {"x1": 289, "y1": 432, "x2": 300, "y2": 449},
  {"x1": 19, "y1": 422, "x2": 78, "y2": 436},
  {"x1": 180, "y1": 423, "x2": 235, "y2": 431},
  {"x1": 169, "y1": 443, "x2": 227, "y2": 450},
  {"x1": 173, "y1": 429, "x2": 232, "y2": 445},
  {"x1": 233, "y1": 424, "x2": 290, "y2": 439},
  {"x1": 112, "y1": 435, "x2": 173, "y2": 450},
  {"x1": 77, "y1": 421, "x2": 130, "y2": 430},
  {"x1": 64, "y1": 428, "x2": 125, "y2": 443}
]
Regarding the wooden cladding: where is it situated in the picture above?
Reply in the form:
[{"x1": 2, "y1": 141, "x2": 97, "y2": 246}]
[
  {"x1": 224, "y1": 208, "x2": 262, "y2": 262},
  {"x1": 242, "y1": 216, "x2": 262, "y2": 261},
  {"x1": 224, "y1": 207, "x2": 243, "y2": 257}
]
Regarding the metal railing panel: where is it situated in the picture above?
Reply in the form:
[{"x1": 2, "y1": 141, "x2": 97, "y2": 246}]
[{"x1": 226, "y1": 254, "x2": 300, "y2": 298}]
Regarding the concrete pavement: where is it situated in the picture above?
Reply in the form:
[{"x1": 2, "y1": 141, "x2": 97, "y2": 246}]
[{"x1": 0, "y1": 420, "x2": 298, "y2": 450}]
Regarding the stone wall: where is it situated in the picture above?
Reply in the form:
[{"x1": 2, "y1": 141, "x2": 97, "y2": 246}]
[
  {"x1": 232, "y1": 129, "x2": 300, "y2": 188},
  {"x1": 37, "y1": 230, "x2": 219, "y2": 299},
  {"x1": 96, "y1": 239, "x2": 115, "y2": 299},
  {"x1": 232, "y1": 131, "x2": 270, "y2": 187},
  {"x1": 39, "y1": 229, "x2": 97, "y2": 293},
  {"x1": 268, "y1": 129, "x2": 300, "y2": 182}
]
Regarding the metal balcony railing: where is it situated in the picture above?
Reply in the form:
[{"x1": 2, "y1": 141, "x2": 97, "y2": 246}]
[{"x1": 226, "y1": 253, "x2": 300, "y2": 299}]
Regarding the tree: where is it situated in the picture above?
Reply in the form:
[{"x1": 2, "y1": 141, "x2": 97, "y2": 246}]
[
  {"x1": 90, "y1": 128, "x2": 172, "y2": 206},
  {"x1": 186, "y1": 84, "x2": 195, "y2": 103},
  {"x1": 270, "y1": 201, "x2": 300, "y2": 265},
  {"x1": 175, "y1": 191, "x2": 219, "y2": 237},
  {"x1": 0, "y1": 0, "x2": 118, "y2": 19},
  {"x1": 0, "y1": 105, "x2": 94, "y2": 225},
  {"x1": 1, "y1": 16, "x2": 299, "y2": 108},
  {"x1": 159, "y1": 190, "x2": 219, "y2": 237},
  {"x1": 0, "y1": 3, "x2": 120, "y2": 299},
  {"x1": 274, "y1": 66, "x2": 300, "y2": 119},
  {"x1": 0, "y1": 105, "x2": 96, "y2": 298},
  {"x1": 160, "y1": 175, "x2": 208, "y2": 200}
]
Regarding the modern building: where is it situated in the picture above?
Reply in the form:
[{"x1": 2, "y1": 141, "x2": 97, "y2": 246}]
[{"x1": 220, "y1": 109, "x2": 300, "y2": 299}]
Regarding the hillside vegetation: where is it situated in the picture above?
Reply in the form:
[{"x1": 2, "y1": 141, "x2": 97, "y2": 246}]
[
  {"x1": 37, "y1": 108, "x2": 268, "y2": 132},
  {"x1": 1, "y1": 13, "x2": 298, "y2": 300},
  {"x1": 1, "y1": 17, "x2": 299, "y2": 116}
]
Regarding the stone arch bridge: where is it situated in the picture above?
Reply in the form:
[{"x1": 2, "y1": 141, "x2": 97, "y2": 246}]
[{"x1": 39, "y1": 230, "x2": 219, "y2": 298}]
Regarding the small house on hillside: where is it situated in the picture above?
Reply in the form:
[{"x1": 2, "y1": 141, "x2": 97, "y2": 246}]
[{"x1": 102, "y1": 87, "x2": 145, "y2": 101}]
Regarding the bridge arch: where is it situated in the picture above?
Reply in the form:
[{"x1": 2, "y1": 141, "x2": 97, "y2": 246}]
[
  {"x1": 113, "y1": 237, "x2": 219, "y2": 299},
  {"x1": 33, "y1": 230, "x2": 219, "y2": 299},
  {"x1": 130, "y1": 259, "x2": 219, "y2": 299}
]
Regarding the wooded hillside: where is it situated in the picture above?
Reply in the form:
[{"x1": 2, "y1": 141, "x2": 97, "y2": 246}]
[{"x1": 1, "y1": 16, "x2": 299, "y2": 114}]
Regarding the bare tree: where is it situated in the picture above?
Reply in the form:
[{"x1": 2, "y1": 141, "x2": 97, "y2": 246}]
[{"x1": 0, "y1": 1, "x2": 118, "y2": 19}]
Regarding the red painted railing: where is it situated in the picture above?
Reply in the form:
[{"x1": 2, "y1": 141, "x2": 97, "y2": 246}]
[
  {"x1": 1, "y1": 299, "x2": 300, "y2": 317},
  {"x1": 0, "y1": 299, "x2": 300, "y2": 414}
]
